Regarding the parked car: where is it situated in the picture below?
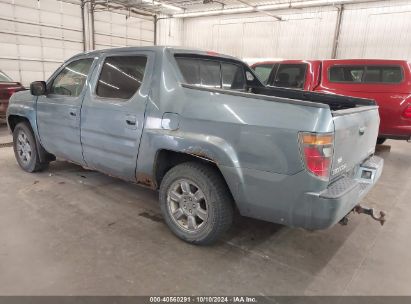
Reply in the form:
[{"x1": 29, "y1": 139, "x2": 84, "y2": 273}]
[
  {"x1": 0, "y1": 70, "x2": 25, "y2": 121},
  {"x1": 252, "y1": 59, "x2": 411, "y2": 144},
  {"x1": 7, "y1": 47, "x2": 383, "y2": 244}
]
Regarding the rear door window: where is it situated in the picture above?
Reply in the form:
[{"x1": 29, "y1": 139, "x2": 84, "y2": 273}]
[
  {"x1": 96, "y1": 56, "x2": 147, "y2": 100},
  {"x1": 272, "y1": 64, "x2": 306, "y2": 89},
  {"x1": 253, "y1": 64, "x2": 274, "y2": 84},
  {"x1": 221, "y1": 62, "x2": 246, "y2": 90}
]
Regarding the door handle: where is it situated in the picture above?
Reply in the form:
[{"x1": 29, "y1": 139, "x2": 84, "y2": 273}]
[
  {"x1": 125, "y1": 115, "x2": 137, "y2": 128},
  {"x1": 126, "y1": 117, "x2": 136, "y2": 125},
  {"x1": 69, "y1": 109, "x2": 77, "y2": 117}
]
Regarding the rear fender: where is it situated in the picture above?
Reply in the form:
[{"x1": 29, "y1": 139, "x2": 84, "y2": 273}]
[{"x1": 136, "y1": 129, "x2": 244, "y2": 196}]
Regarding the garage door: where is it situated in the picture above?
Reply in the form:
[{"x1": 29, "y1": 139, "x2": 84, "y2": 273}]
[
  {"x1": 0, "y1": 0, "x2": 155, "y2": 87},
  {"x1": 0, "y1": 0, "x2": 83, "y2": 86}
]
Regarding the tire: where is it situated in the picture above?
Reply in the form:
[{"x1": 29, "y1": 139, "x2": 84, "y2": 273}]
[
  {"x1": 13, "y1": 122, "x2": 48, "y2": 173},
  {"x1": 376, "y1": 137, "x2": 386, "y2": 145},
  {"x1": 159, "y1": 162, "x2": 234, "y2": 245}
]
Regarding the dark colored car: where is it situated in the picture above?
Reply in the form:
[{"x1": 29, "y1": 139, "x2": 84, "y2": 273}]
[
  {"x1": 0, "y1": 70, "x2": 25, "y2": 121},
  {"x1": 252, "y1": 59, "x2": 411, "y2": 144}
]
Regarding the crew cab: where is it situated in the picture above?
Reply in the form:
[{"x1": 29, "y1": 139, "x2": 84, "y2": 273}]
[
  {"x1": 7, "y1": 47, "x2": 383, "y2": 245},
  {"x1": 0, "y1": 70, "x2": 25, "y2": 121},
  {"x1": 252, "y1": 59, "x2": 411, "y2": 144}
]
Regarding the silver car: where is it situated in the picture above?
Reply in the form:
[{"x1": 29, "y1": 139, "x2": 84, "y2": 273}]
[{"x1": 7, "y1": 47, "x2": 383, "y2": 244}]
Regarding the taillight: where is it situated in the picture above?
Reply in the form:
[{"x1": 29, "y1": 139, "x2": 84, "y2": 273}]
[
  {"x1": 403, "y1": 104, "x2": 411, "y2": 118},
  {"x1": 299, "y1": 132, "x2": 334, "y2": 180}
]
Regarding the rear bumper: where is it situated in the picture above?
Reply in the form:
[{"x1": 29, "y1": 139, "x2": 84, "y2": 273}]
[
  {"x1": 220, "y1": 155, "x2": 384, "y2": 230},
  {"x1": 304, "y1": 156, "x2": 384, "y2": 229}
]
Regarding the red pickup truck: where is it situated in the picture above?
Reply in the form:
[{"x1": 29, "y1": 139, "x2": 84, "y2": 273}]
[
  {"x1": 0, "y1": 70, "x2": 25, "y2": 121},
  {"x1": 251, "y1": 59, "x2": 411, "y2": 144}
]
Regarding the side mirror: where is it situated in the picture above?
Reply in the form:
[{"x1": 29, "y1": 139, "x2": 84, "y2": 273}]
[{"x1": 30, "y1": 81, "x2": 47, "y2": 96}]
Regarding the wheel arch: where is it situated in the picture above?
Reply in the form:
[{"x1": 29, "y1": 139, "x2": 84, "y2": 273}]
[
  {"x1": 8, "y1": 114, "x2": 55, "y2": 163},
  {"x1": 150, "y1": 149, "x2": 239, "y2": 209},
  {"x1": 154, "y1": 149, "x2": 220, "y2": 186},
  {"x1": 7, "y1": 115, "x2": 31, "y2": 132}
]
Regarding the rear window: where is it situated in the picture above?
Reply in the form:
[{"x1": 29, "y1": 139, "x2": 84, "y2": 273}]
[
  {"x1": 271, "y1": 64, "x2": 307, "y2": 89},
  {"x1": 253, "y1": 64, "x2": 274, "y2": 85},
  {"x1": 329, "y1": 65, "x2": 403, "y2": 83},
  {"x1": 364, "y1": 66, "x2": 403, "y2": 83},
  {"x1": 175, "y1": 56, "x2": 247, "y2": 90}
]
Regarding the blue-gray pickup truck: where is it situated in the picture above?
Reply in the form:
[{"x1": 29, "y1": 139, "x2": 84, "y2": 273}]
[{"x1": 7, "y1": 46, "x2": 384, "y2": 244}]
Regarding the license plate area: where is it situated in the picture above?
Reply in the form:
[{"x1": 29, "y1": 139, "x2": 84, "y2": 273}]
[
  {"x1": 355, "y1": 155, "x2": 383, "y2": 184},
  {"x1": 358, "y1": 168, "x2": 376, "y2": 183}
]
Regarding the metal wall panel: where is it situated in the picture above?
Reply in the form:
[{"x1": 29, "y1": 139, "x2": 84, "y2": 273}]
[
  {"x1": 93, "y1": 9, "x2": 154, "y2": 50},
  {"x1": 156, "y1": 16, "x2": 183, "y2": 46},
  {"x1": 0, "y1": 0, "x2": 154, "y2": 86},
  {"x1": 338, "y1": 0, "x2": 411, "y2": 59},
  {"x1": 0, "y1": 0, "x2": 83, "y2": 86},
  {"x1": 158, "y1": 0, "x2": 411, "y2": 61},
  {"x1": 166, "y1": 7, "x2": 338, "y2": 60}
]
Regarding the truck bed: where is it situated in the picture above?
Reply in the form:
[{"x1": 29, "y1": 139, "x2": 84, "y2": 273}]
[{"x1": 252, "y1": 86, "x2": 376, "y2": 111}]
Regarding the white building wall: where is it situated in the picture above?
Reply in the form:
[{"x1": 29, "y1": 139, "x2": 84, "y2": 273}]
[
  {"x1": 156, "y1": 16, "x2": 183, "y2": 46},
  {"x1": 93, "y1": 9, "x2": 154, "y2": 50},
  {"x1": 338, "y1": 0, "x2": 411, "y2": 59},
  {"x1": 182, "y1": 7, "x2": 338, "y2": 60},
  {"x1": 158, "y1": 0, "x2": 411, "y2": 61},
  {"x1": 0, "y1": 0, "x2": 83, "y2": 85}
]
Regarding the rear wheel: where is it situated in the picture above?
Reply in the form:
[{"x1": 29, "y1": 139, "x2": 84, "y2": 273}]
[
  {"x1": 376, "y1": 137, "x2": 386, "y2": 145},
  {"x1": 13, "y1": 122, "x2": 48, "y2": 172},
  {"x1": 159, "y1": 162, "x2": 233, "y2": 245}
]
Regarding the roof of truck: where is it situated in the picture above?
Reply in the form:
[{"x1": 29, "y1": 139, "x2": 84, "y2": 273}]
[{"x1": 74, "y1": 46, "x2": 239, "y2": 61}]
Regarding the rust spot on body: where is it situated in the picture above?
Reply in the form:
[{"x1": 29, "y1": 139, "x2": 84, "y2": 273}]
[
  {"x1": 185, "y1": 147, "x2": 216, "y2": 163},
  {"x1": 136, "y1": 172, "x2": 157, "y2": 190}
]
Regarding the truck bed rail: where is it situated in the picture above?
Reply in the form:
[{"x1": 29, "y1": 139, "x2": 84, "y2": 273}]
[{"x1": 252, "y1": 86, "x2": 376, "y2": 111}]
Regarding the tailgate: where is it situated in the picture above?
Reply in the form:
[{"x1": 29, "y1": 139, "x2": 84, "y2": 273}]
[{"x1": 330, "y1": 106, "x2": 380, "y2": 179}]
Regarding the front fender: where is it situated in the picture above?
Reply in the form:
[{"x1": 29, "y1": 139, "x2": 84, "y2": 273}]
[{"x1": 6, "y1": 90, "x2": 38, "y2": 137}]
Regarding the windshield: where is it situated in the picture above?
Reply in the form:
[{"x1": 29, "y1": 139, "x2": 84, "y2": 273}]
[{"x1": 0, "y1": 70, "x2": 13, "y2": 82}]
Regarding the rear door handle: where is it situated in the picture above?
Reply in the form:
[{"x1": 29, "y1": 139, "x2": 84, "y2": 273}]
[
  {"x1": 125, "y1": 115, "x2": 137, "y2": 129},
  {"x1": 69, "y1": 109, "x2": 77, "y2": 117}
]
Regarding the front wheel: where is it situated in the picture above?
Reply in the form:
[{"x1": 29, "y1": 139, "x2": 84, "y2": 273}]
[
  {"x1": 13, "y1": 122, "x2": 48, "y2": 172},
  {"x1": 159, "y1": 162, "x2": 234, "y2": 245}
]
